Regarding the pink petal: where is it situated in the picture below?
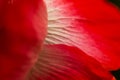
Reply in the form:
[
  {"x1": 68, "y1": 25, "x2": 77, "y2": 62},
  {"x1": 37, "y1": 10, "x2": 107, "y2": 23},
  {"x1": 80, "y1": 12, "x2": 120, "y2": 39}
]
[
  {"x1": 0, "y1": 0, "x2": 47, "y2": 79},
  {"x1": 29, "y1": 44, "x2": 114, "y2": 80},
  {"x1": 44, "y1": 0, "x2": 120, "y2": 70}
]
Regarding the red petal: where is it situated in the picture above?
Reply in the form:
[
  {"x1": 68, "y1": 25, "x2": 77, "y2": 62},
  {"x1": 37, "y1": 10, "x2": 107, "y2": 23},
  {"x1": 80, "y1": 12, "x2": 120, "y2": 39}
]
[
  {"x1": 29, "y1": 44, "x2": 114, "y2": 80},
  {"x1": 74, "y1": 0, "x2": 120, "y2": 70},
  {"x1": 0, "y1": 0, "x2": 47, "y2": 79},
  {"x1": 44, "y1": 0, "x2": 120, "y2": 70}
]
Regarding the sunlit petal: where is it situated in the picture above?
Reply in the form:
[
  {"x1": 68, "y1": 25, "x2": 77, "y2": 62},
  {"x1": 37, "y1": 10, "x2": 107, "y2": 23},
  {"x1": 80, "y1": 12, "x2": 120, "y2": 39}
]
[{"x1": 44, "y1": 0, "x2": 120, "y2": 70}]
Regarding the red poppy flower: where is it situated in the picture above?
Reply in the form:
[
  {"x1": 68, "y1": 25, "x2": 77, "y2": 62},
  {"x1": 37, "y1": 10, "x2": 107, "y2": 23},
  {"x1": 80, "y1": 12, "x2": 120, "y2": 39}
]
[
  {"x1": 0, "y1": 0, "x2": 47, "y2": 80},
  {"x1": 44, "y1": 0, "x2": 120, "y2": 70},
  {"x1": 0, "y1": 0, "x2": 118, "y2": 80}
]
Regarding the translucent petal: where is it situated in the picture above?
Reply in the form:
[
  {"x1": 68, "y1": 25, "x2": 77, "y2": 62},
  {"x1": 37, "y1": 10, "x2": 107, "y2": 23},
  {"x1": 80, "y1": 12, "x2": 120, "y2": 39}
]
[{"x1": 44, "y1": 0, "x2": 120, "y2": 70}]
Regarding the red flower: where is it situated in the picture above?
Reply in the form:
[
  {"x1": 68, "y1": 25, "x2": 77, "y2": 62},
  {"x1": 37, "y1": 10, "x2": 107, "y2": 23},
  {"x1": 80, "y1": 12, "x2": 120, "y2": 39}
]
[
  {"x1": 44, "y1": 0, "x2": 120, "y2": 70},
  {"x1": 0, "y1": 0, "x2": 119, "y2": 79}
]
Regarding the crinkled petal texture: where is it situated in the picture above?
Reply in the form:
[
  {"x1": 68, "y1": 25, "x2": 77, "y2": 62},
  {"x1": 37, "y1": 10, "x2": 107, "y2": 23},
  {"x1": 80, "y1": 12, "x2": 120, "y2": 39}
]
[
  {"x1": 44, "y1": 0, "x2": 120, "y2": 70},
  {"x1": 0, "y1": 0, "x2": 47, "y2": 80},
  {"x1": 28, "y1": 44, "x2": 114, "y2": 80}
]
